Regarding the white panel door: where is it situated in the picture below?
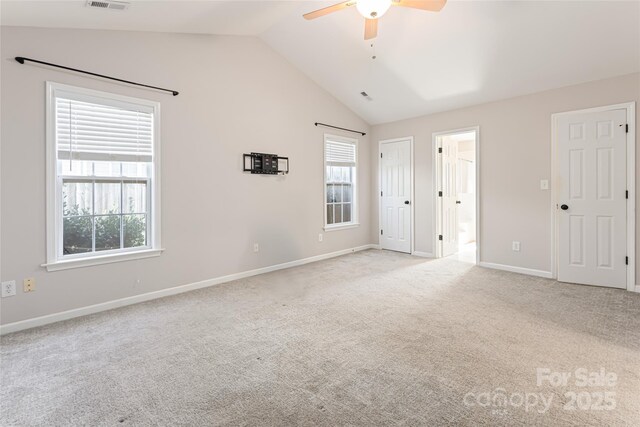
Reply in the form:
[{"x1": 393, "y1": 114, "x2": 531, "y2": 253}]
[
  {"x1": 557, "y1": 109, "x2": 627, "y2": 288},
  {"x1": 441, "y1": 139, "x2": 458, "y2": 256},
  {"x1": 380, "y1": 140, "x2": 412, "y2": 253}
]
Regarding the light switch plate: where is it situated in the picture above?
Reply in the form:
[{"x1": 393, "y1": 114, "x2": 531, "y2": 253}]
[{"x1": 540, "y1": 179, "x2": 549, "y2": 190}]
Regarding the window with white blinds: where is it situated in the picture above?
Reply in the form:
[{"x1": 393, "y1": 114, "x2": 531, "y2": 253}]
[
  {"x1": 45, "y1": 82, "x2": 162, "y2": 271},
  {"x1": 325, "y1": 139, "x2": 356, "y2": 166},
  {"x1": 324, "y1": 135, "x2": 358, "y2": 229},
  {"x1": 56, "y1": 97, "x2": 154, "y2": 162}
]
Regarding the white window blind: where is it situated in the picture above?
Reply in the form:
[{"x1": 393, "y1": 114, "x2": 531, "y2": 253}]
[
  {"x1": 56, "y1": 97, "x2": 153, "y2": 162},
  {"x1": 325, "y1": 139, "x2": 356, "y2": 166}
]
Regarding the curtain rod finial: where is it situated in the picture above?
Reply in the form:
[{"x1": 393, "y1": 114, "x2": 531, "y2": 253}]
[{"x1": 15, "y1": 57, "x2": 25, "y2": 64}]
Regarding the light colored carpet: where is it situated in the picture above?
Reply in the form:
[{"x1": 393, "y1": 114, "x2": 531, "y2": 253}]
[{"x1": 1, "y1": 250, "x2": 639, "y2": 426}]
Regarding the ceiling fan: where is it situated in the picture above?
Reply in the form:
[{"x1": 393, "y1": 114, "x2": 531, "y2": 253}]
[{"x1": 303, "y1": 0, "x2": 447, "y2": 40}]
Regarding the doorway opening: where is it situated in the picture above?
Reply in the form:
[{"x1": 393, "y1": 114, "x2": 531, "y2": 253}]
[{"x1": 433, "y1": 127, "x2": 479, "y2": 264}]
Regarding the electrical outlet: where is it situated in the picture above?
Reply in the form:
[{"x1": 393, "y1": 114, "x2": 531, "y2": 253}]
[
  {"x1": 23, "y1": 278, "x2": 35, "y2": 293},
  {"x1": 512, "y1": 241, "x2": 521, "y2": 252},
  {"x1": 253, "y1": 243, "x2": 259, "y2": 253},
  {"x1": 540, "y1": 179, "x2": 549, "y2": 190},
  {"x1": 1, "y1": 281, "x2": 16, "y2": 298},
  {"x1": 318, "y1": 233, "x2": 323, "y2": 242}
]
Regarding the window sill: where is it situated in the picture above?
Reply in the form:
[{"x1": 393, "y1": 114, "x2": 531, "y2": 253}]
[
  {"x1": 324, "y1": 223, "x2": 360, "y2": 232},
  {"x1": 42, "y1": 248, "x2": 164, "y2": 272}
]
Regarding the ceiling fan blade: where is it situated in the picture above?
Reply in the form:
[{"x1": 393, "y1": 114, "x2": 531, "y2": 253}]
[
  {"x1": 303, "y1": 1, "x2": 357, "y2": 20},
  {"x1": 364, "y1": 18, "x2": 378, "y2": 40},
  {"x1": 391, "y1": 0, "x2": 446, "y2": 12}
]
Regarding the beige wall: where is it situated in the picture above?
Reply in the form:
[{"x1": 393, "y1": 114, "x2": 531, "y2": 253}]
[
  {"x1": 371, "y1": 73, "x2": 640, "y2": 277},
  {"x1": 2, "y1": 26, "x2": 638, "y2": 327},
  {"x1": 0, "y1": 27, "x2": 372, "y2": 324}
]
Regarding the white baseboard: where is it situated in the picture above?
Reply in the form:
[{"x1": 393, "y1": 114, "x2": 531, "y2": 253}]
[
  {"x1": 412, "y1": 251, "x2": 433, "y2": 258},
  {"x1": 478, "y1": 262, "x2": 553, "y2": 279},
  {"x1": 0, "y1": 244, "x2": 378, "y2": 335}
]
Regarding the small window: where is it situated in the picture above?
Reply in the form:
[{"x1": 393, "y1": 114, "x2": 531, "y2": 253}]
[
  {"x1": 324, "y1": 135, "x2": 358, "y2": 230},
  {"x1": 45, "y1": 82, "x2": 161, "y2": 270}
]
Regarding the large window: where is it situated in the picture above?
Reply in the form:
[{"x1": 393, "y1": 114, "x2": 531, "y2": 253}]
[
  {"x1": 45, "y1": 82, "x2": 161, "y2": 270},
  {"x1": 324, "y1": 134, "x2": 358, "y2": 230}
]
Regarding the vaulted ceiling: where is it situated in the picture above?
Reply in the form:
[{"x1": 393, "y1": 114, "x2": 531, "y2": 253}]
[{"x1": 3, "y1": 1, "x2": 639, "y2": 124}]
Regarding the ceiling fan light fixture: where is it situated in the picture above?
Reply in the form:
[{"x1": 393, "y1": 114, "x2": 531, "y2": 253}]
[{"x1": 356, "y1": 0, "x2": 391, "y2": 19}]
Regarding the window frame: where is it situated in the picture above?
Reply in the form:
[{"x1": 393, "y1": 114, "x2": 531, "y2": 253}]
[
  {"x1": 323, "y1": 133, "x2": 359, "y2": 231},
  {"x1": 45, "y1": 82, "x2": 162, "y2": 271}
]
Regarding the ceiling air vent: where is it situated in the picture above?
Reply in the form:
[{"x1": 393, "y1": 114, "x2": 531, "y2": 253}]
[
  {"x1": 360, "y1": 91, "x2": 373, "y2": 101},
  {"x1": 86, "y1": 0, "x2": 130, "y2": 10}
]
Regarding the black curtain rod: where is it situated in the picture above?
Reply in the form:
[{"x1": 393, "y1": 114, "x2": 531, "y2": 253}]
[
  {"x1": 15, "y1": 56, "x2": 179, "y2": 96},
  {"x1": 315, "y1": 122, "x2": 366, "y2": 136}
]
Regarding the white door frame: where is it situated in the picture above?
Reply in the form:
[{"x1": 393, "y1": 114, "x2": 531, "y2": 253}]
[
  {"x1": 378, "y1": 137, "x2": 415, "y2": 254},
  {"x1": 551, "y1": 102, "x2": 636, "y2": 292},
  {"x1": 432, "y1": 126, "x2": 481, "y2": 263}
]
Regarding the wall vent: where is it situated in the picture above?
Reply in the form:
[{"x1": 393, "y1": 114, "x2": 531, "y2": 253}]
[
  {"x1": 86, "y1": 0, "x2": 130, "y2": 10},
  {"x1": 360, "y1": 91, "x2": 373, "y2": 101}
]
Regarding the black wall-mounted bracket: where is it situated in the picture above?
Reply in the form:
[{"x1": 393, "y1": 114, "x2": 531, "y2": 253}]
[{"x1": 243, "y1": 153, "x2": 289, "y2": 175}]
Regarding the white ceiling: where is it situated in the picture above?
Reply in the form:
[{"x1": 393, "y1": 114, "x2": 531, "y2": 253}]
[
  {"x1": 3, "y1": 1, "x2": 639, "y2": 124},
  {"x1": 0, "y1": 1, "x2": 301, "y2": 35}
]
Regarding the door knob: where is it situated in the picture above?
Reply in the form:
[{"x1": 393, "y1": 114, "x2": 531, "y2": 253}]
[
  {"x1": 404, "y1": 200, "x2": 410, "y2": 205},
  {"x1": 561, "y1": 204, "x2": 569, "y2": 210},
  {"x1": 456, "y1": 201, "x2": 461, "y2": 204}
]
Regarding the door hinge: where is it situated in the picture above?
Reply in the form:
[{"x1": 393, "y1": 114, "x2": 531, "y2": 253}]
[
  {"x1": 626, "y1": 190, "x2": 629, "y2": 199},
  {"x1": 626, "y1": 124, "x2": 629, "y2": 133},
  {"x1": 381, "y1": 229, "x2": 383, "y2": 235},
  {"x1": 626, "y1": 256, "x2": 628, "y2": 265},
  {"x1": 438, "y1": 235, "x2": 443, "y2": 241},
  {"x1": 438, "y1": 191, "x2": 442, "y2": 197},
  {"x1": 380, "y1": 153, "x2": 383, "y2": 158},
  {"x1": 381, "y1": 191, "x2": 383, "y2": 196},
  {"x1": 438, "y1": 147, "x2": 442, "y2": 154}
]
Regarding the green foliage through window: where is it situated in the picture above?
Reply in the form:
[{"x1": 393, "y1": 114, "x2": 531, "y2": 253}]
[{"x1": 63, "y1": 199, "x2": 146, "y2": 255}]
